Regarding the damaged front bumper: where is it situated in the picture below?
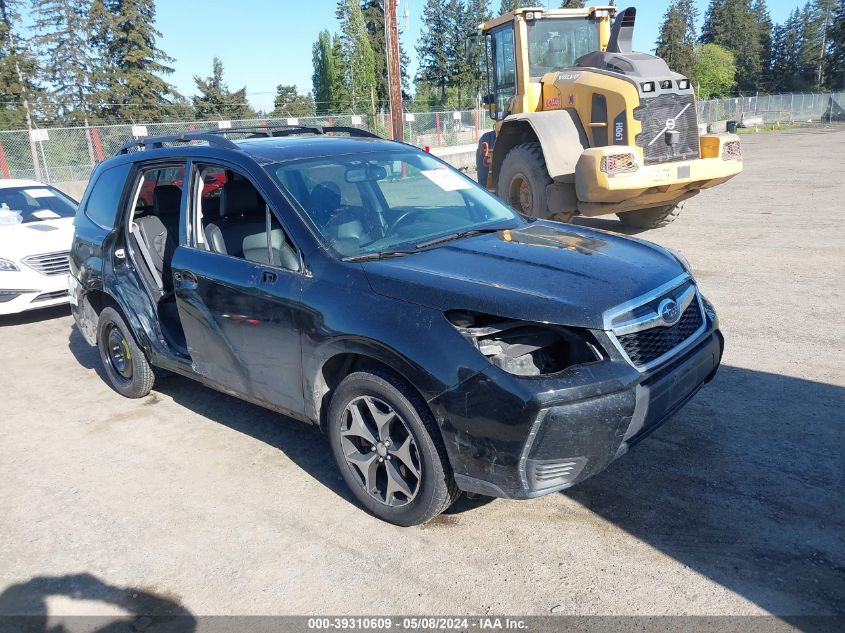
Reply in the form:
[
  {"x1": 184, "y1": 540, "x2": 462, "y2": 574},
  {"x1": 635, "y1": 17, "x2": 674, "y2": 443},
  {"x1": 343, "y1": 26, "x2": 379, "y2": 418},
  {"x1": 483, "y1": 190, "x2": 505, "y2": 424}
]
[{"x1": 429, "y1": 326, "x2": 723, "y2": 499}]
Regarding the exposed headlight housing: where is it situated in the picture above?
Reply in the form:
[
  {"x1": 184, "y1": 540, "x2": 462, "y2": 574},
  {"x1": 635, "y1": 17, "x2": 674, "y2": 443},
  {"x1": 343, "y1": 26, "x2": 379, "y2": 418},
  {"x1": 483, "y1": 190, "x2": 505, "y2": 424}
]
[
  {"x1": 678, "y1": 78, "x2": 690, "y2": 90},
  {"x1": 0, "y1": 257, "x2": 19, "y2": 272},
  {"x1": 446, "y1": 311, "x2": 602, "y2": 377},
  {"x1": 641, "y1": 81, "x2": 655, "y2": 93}
]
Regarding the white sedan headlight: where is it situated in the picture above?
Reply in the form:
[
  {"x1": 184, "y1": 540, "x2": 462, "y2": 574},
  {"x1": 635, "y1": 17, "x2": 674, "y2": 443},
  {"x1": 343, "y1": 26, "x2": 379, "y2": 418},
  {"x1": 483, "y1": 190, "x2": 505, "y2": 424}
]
[{"x1": 0, "y1": 257, "x2": 19, "y2": 272}]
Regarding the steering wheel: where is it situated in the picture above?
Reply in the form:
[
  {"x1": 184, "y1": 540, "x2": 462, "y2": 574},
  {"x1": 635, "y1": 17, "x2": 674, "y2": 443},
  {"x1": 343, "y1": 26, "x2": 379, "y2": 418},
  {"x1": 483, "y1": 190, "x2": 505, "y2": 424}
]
[{"x1": 388, "y1": 209, "x2": 428, "y2": 235}]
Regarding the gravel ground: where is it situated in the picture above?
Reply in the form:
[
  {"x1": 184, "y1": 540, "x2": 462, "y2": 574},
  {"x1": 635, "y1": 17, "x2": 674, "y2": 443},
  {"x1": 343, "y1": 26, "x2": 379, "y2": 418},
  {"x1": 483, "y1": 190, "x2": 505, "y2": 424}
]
[{"x1": 0, "y1": 126, "x2": 843, "y2": 623}]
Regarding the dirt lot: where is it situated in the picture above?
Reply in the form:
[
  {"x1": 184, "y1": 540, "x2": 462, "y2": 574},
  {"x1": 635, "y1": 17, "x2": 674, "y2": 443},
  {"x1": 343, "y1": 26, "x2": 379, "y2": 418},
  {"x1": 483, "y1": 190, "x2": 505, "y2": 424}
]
[{"x1": 1, "y1": 126, "x2": 843, "y2": 622}]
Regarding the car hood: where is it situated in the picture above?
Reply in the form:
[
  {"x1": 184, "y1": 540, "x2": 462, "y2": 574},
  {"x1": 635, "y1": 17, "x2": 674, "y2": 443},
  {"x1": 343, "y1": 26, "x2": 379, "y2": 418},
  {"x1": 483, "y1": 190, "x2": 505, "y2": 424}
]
[
  {"x1": 361, "y1": 221, "x2": 685, "y2": 330},
  {"x1": 0, "y1": 218, "x2": 74, "y2": 262}
]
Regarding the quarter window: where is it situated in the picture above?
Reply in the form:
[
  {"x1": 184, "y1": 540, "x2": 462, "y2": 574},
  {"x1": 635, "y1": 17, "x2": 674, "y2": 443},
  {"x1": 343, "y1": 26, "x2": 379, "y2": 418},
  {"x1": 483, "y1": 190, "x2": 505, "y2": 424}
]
[{"x1": 84, "y1": 163, "x2": 131, "y2": 229}]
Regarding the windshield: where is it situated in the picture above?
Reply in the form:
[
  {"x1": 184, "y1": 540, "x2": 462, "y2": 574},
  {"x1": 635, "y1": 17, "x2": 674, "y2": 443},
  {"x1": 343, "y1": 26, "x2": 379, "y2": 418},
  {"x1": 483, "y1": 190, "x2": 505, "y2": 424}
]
[
  {"x1": 0, "y1": 185, "x2": 77, "y2": 223},
  {"x1": 527, "y1": 17, "x2": 599, "y2": 79},
  {"x1": 268, "y1": 149, "x2": 522, "y2": 258}
]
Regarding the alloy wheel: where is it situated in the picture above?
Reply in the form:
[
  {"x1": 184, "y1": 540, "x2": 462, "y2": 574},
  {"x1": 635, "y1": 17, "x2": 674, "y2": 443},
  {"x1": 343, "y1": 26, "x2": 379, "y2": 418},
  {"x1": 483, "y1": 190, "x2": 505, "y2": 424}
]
[{"x1": 339, "y1": 395, "x2": 422, "y2": 507}]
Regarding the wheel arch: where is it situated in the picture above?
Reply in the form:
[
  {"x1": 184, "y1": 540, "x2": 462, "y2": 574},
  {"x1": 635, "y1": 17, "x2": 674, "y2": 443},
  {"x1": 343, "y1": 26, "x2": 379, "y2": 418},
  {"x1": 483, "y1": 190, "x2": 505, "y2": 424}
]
[
  {"x1": 491, "y1": 110, "x2": 589, "y2": 187},
  {"x1": 76, "y1": 288, "x2": 122, "y2": 346},
  {"x1": 308, "y1": 341, "x2": 445, "y2": 435}
]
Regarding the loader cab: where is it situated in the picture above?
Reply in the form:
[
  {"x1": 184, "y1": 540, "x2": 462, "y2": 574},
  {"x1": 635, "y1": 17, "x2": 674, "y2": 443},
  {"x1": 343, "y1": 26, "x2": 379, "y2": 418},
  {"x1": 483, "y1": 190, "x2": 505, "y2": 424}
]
[{"x1": 479, "y1": 6, "x2": 614, "y2": 120}]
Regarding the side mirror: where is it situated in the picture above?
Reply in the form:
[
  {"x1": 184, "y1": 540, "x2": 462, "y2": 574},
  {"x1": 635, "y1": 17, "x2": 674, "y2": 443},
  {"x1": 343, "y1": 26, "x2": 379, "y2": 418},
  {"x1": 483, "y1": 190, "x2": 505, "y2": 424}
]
[{"x1": 481, "y1": 94, "x2": 495, "y2": 106}]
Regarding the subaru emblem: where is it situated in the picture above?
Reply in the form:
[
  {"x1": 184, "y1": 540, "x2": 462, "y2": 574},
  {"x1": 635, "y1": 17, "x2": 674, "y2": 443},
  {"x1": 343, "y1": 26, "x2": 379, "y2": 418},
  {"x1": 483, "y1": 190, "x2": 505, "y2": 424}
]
[{"x1": 658, "y1": 298, "x2": 680, "y2": 325}]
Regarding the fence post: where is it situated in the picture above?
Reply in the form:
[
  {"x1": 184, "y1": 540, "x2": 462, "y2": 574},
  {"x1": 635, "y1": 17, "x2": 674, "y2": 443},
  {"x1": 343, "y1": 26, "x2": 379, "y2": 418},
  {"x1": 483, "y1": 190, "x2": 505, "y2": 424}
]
[
  {"x1": 473, "y1": 110, "x2": 478, "y2": 142},
  {"x1": 91, "y1": 127, "x2": 104, "y2": 162},
  {"x1": 0, "y1": 142, "x2": 10, "y2": 178},
  {"x1": 435, "y1": 112, "x2": 441, "y2": 147}
]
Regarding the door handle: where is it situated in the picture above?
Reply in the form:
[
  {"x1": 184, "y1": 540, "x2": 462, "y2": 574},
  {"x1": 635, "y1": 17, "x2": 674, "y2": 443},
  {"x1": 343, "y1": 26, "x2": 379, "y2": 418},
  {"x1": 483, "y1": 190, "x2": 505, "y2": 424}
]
[
  {"x1": 174, "y1": 271, "x2": 198, "y2": 287},
  {"x1": 260, "y1": 270, "x2": 277, "y2": 285}
]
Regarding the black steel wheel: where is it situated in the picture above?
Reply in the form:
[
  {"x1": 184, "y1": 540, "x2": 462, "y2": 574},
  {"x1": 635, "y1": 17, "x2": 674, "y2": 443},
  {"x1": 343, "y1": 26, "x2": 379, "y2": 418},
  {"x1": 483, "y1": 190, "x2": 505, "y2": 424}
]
[
  {"x1": 97, "y1": 306, "x2": 154, "y2": 399},
  {"x1": 327, "y1": 369, "x2": 459, "y2": 526}
]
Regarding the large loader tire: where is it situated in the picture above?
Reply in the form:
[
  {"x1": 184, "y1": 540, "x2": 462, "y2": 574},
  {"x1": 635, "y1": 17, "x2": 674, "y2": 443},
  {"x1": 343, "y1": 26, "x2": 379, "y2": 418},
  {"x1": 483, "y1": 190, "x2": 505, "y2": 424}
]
[
  {"x1": 617, "y1": 201, "x2": 686, "y2": 230},
  {"x1": 497, "y1": 142, "x2": 552, "y2": 218}
]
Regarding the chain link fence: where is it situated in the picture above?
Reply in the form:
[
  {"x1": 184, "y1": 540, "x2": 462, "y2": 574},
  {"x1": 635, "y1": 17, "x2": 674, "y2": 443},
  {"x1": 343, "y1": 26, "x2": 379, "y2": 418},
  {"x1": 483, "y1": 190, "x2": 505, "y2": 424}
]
[
  {"x1": 0, "y1": 109, "x2": 493, "y2": 186},
  {"x1": 0, "y1": 92, "x2": 842, "y2": 187},
  {"x1": 696, "y1": 92, "x2": 845, "y2": 126}
]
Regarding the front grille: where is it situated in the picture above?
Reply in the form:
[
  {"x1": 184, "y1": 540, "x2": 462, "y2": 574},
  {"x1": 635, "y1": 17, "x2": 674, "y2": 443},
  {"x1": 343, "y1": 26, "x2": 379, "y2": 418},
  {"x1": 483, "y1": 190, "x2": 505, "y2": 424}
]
[
  {"x1": 31, "y1": 289, "x2": 69, "y2": 302},
  {"x1": 23, "y1": 251, "x2": 70, "y2": 276},
  {"x1": 617, "y1": 300, "x2": 703, "y2": 367},
  {"x1": 634, "y1": 93, "x2": 700, "y2": 165}
]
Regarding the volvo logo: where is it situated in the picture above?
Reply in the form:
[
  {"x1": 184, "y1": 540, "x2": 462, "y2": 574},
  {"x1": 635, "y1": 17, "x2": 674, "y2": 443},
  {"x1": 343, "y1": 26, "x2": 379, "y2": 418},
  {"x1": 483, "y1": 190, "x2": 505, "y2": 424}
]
[{"x1": 658, "y1": 298, "x2": 681, "y2": 325}]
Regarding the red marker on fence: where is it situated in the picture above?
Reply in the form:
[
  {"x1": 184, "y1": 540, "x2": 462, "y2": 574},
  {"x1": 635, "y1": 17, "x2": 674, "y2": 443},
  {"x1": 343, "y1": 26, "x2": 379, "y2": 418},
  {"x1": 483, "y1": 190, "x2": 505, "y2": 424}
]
[
  {"x1": 91, "y1": 128, "x2": 104, "y2": 162},
  {"x1": 0, "y1": 142, "x2": 10, "y2": 178}
]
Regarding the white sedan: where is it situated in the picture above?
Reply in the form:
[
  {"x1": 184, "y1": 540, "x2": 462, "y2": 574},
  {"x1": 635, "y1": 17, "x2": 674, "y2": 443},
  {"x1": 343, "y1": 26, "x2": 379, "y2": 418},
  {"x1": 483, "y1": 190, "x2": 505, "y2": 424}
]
[{"x1": 0, "y1": 179, "x2": 78, "y2": 315}]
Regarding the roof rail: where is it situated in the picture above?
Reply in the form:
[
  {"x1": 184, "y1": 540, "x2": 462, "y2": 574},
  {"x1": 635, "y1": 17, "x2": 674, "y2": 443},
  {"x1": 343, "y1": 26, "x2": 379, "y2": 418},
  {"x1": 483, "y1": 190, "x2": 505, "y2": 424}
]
[
  {"x1": 219, "y1": 124, "x2": 382, "y2": 140},
  {"x1": 114, "y1": 124, "x2": 383, "y2": 156},
  {"x1": 115, "y1": 132, "x2": 239, "y2": 155}
]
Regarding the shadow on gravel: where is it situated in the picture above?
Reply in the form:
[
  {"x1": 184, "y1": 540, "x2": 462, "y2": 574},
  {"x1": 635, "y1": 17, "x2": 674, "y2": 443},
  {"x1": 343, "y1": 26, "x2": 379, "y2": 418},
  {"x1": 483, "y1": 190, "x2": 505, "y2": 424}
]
[
  {"x1": 66, "y1": 326, "x2": 495, "y2": 518},
  {"x1": 0, "y1": 304, "x2": 70, "y2": 327},
  {"x1": 64, "y1": 321, "x2": 845, "y2": 617},
  {"x1": 565, "y1": 365, "x2": 845, "y2": 621},
  {"x1": 0, "y1": 572, "x2": 194, "y2": 632}
]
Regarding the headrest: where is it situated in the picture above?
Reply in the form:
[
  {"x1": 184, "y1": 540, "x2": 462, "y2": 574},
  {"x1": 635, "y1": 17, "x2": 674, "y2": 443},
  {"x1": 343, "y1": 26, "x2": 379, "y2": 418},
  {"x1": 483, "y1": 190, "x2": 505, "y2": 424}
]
[
  {"x1": 310, "y1": 182, "x2": 341, "y2": 214},
  {"x1": 152, "y1": 185, "x2": 181, "y2": 217},
  {"x1": 220, "y1": 181, "x2": 263, "y2": 218}
]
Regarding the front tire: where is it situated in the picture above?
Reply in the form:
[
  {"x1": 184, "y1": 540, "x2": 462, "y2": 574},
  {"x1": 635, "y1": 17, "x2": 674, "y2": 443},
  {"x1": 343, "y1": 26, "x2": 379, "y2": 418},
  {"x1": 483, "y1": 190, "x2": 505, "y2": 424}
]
[
  {"x1": 327, "y1": 369, "x2": 459, "y2": 526},
  {"x1": 97, "y1": 306, "x2": 154, "y2": 398},
  {"x1": 497, "y1": 142, "x2": 552, "y2": 218},
  {"x1": 617, "y1": 201, "x2": 685, "y2": 229}
]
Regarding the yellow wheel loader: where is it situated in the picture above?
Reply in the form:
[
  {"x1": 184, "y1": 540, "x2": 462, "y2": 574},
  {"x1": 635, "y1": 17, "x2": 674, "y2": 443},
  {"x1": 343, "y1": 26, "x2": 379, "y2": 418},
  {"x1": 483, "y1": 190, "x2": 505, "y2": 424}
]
[{"x1": 472, "y1": 6, "x2": 743, "y2": 229}]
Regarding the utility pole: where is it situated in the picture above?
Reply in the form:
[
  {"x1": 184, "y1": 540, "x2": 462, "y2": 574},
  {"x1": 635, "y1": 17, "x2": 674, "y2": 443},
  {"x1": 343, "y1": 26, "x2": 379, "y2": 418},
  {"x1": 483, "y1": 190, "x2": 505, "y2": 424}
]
[{"x1": 384, "y1": 0, "x2": 404, "y2": 141}]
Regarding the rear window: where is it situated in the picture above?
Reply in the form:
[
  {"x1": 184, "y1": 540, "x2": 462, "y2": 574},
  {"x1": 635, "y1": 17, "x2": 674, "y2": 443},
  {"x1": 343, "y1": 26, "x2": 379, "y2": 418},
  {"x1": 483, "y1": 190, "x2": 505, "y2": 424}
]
[
  {"x1": 0, "y1": 185, "x2": 77, "y2": 223},
  {"x1": 83, "y1": 163, "x2": 131, "y2": 229}
]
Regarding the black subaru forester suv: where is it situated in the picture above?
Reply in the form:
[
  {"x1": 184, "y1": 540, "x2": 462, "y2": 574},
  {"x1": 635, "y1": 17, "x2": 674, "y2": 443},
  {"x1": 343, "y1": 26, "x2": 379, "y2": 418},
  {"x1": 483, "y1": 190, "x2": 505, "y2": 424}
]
[{"x1": 69, "y1": 126, "x2": 723, "y2": 525}]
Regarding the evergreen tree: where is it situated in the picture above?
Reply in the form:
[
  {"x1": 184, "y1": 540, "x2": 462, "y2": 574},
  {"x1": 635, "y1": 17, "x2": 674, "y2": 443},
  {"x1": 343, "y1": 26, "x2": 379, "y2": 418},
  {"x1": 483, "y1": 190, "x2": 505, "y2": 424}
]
[
  {"x1": 465, "y1": 0, "x2": 492, "y2": 103},
  {"x1": 655, "y1": 0, "x2": 698, "y2": 80},
  {"x1": 270, "y1": 85, "x2": 315, "y2": 118},
  {"x1": 826, "y1": 0, "x2": 845, "y2": 89},
  {"x1": 416, "y1": 0, "x2": 451, "y2": 102},
  {"x1": 312, "y1": 30, "x2": 339, "y2": 114},
  {"x1": 753, "y1": 0, "x2": 774, "y2": 91},
  {"x1": 31, "y1": 0, "x2": 97, "y2": 124},
  {"x1": 336, "y1": 0, "x2": 377, "y2": 113},
  {"x1": 770, "y1": 9, "x2": 805, "y2": 92},
  {"x1": 797, "y1": 0, "x2": 837, "y2": 88},
  {"x1": 560, "y1": 1, "x2": 585, "y2": 8},
  {"x1": 330, "y1": 33, "x2": 350, "y2": 111},
  {"x1": 0, "y1": 0, "x2": 40, "y2": 129},
  {"x1": 361, "y1": 1, "x2": 411, "y2": 106},
  {"x1": 192, "y1": 57, "x2": 254, "y2": 120},
  {"x1": 499, "y1": 0, "x2": 532, "y2": 15},
  {"x1": 89, "y1": 0, "x2": 178, "y2": 122},
  {"x1": 700, "y1": 0, "x2": 763, "y2": 93}
]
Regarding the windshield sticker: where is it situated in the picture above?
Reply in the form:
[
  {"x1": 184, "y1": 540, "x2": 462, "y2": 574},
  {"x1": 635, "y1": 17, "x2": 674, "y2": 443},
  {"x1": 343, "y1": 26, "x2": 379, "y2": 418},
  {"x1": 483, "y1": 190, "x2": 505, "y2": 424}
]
[
  {"x1": 24, "y1": 188, "x2": 56, "y2": 198},
  {"x1": 31, "y1": 209, "x2": 61, "y2": 220},
  {"x1": 420, "y1": 169, "x2": 472, "y2": 192}
]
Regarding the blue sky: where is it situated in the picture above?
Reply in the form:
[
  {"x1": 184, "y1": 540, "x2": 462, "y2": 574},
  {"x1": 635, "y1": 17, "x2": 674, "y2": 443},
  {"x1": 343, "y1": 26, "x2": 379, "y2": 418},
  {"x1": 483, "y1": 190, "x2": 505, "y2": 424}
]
[{"x1": 156, "y1": 0, "x2": 800, "y2": 112}]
